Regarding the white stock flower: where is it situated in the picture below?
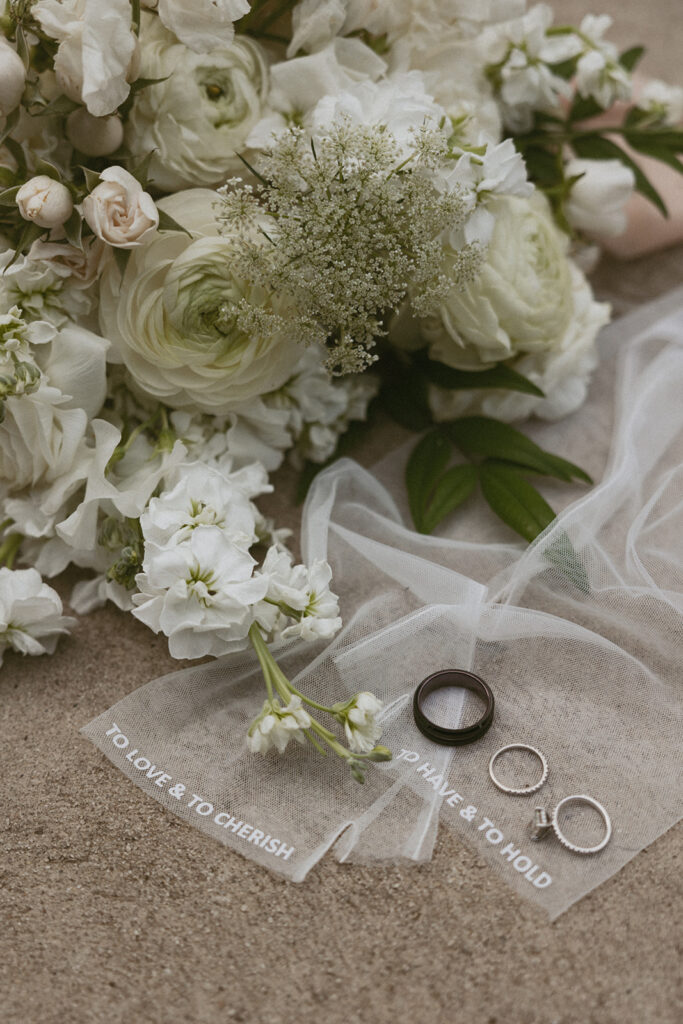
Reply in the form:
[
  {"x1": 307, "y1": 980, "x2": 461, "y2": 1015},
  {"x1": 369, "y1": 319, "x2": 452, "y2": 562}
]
[
  {"x1": 639, "y1": 79, "x2": 683, "y2": 126},
  {"x1": 565, "y1": 158, "x2": 635, "y2": 238},
  {"x1": 98, "y1": 189, "x2": 301, "y2": 413},
  {"x1": 80, "y1": 167, "x2": 158, "y2": 248},
  {"x1": 33, "y1": 0, "x2": 137, "y2": 116},
  {"x1": 126, "y1": 15, "x2": 268, "y2": 192},
  {"x1": 247, "y1": 38, "x2": 386, "y2": 149},
  {"x1": 0, "y1": 248, "x2": 93, "y2": 325},
  {"x1": 480, "y1": 4, "x2": 580, "y2": 130},
  {"x1": 310, "y1": 71, "x2": 447, "y2": 160},
  {"x1": 155, "y1": 0, "x2": 250, "y2": 53},
  {"x1": 0, "y1": 38, "x2": 26, "y2": 116},
  {"x1": 0, "y1": 567, "x2": 75, "y2": 668},
  {"x1": 288, "y1": 0, "x2": 348, "y2": 56},
  {"x1": 140, "y1": 462, "x2": 259, "y2": 550},
  {"x1": 339, "y1": 692, "x2": 384, "y2": 754},
  {"x1": 132, "y1": 526, "x2": 268, "y2": 659},
  {"x1": 16, "y1": 175, "x2": 73, "y2": 229},
  {"x1": 257, "y1": 547, "x2": 342, "y2": 643},
  {"x1": 247, "y1": 695, "x2": 312, "y2": 754},
  {"x1": 574, "y1": 15, "x2": 631, "y2": 109}
]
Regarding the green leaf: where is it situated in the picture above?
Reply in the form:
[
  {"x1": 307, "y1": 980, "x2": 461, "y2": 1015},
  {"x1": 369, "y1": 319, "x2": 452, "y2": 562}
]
[
  {"x1": 443, "y1": 417, "x2": 592, "y2": 484},
  {"x1": 157, "y1": 208, "x2": 193, "y2": 237},
  {"x1": 0, "y1": 184, "x2": 22, "y2": 206},
  {"x1": 543, "y1": 531, "x2": 591, "y2": 594},
  {"x1": 419, "y1": 464, "x2": 478, "y2": 534},
  {"x1": 624, "y1": 140, "x2": 683, "y2": 175},
  {"x1": 78, "y1": 165, "x2": 101, "y2": 192},
  {"x1": 131, "y1": 0, "x2": 141, "y2": 34},
  {"x1": 34, "y1": 158, "x2": 62, "y2": 181},
  {"x1": 624, "y1": 128, "x2": 683, "y2": 152},
  {"x1": 572, "y1": 133, "x2": 668, "y2": 215},
  {"x1": 3, "y1": 221, "x2": 47, "y2": 269},
  {"x1": 0, "y1": 107, "x2": 20, "y2": 147},
  {"x1": 63, "y1": 209, "x2": 83, "y2": 250},
  {"x1": 129, "y1": 151, "x2": 156, "y2": 188},
  {"x1": 32, "y1": 94, "x2": 80, "y2": 118},
  {"x1": 520, "y1": 145, "x2": 564, "y2": 189},
  {"x1": 479, "y1": 462, "x2": 555, "y2": 543},
  {"x1": 567, "y1": 94, "x2": 604, "y2": 124},
  {"x1": 424, "y1": 360, "x2": 545, "y2": 397},
  {"x1": 620, "y1": 45, "x2": 645, "y2": 72},
  {"x1": 378, "y1": 354, "x2": 432, "y2": 432},
  {"x1": 128, "y1": 75, "x2": 170, "y2": 96},
  {"x1": 112, "y1": 246, "x2": 132, "y2": 279},
  {"x1": 405, "y1": 429, "x2": 451, "y2": 533}
]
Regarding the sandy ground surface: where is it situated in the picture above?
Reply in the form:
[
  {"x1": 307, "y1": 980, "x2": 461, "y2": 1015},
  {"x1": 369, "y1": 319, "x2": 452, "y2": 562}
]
[{"x1": 2, "y1": 2, "x2": 683, "y2": 1022}]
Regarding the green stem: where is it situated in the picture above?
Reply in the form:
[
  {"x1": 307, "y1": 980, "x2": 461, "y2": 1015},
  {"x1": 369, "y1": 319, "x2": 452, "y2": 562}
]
[
  {"x1": 0, "y1": 531, "x2": 23, "y2": 569},
  {"x1": 248, "y1": 622, "x2": 275, "y2": 702}
]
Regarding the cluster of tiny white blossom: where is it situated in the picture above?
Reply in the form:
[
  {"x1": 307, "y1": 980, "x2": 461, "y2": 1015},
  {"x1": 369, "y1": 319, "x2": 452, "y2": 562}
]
[{"x1": 217, "y1": 119, "x2": 476, "y2": 374}]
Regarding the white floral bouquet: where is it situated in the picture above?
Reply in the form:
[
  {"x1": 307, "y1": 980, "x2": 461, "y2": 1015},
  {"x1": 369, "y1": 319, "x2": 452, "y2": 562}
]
[{"x1": 1, "y1": 0, "x2": 682, "y2": 779}]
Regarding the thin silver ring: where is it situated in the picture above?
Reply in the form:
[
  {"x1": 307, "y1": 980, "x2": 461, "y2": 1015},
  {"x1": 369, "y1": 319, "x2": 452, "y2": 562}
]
[
  {"x1": 552, "y1": 794, "x2": 612, "y2": 855},
  {"x1": 488, "y1": 743, "x2": 548, "y2": 795}
]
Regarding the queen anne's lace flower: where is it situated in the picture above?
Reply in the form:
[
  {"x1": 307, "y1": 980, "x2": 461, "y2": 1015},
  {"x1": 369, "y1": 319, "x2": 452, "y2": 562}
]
[
  {"x1": 0, "y1": 567, "x2": 75, "y2": 667},
  {"x1": 247, "y1": 695, "x2": 312, "y2": 754}
]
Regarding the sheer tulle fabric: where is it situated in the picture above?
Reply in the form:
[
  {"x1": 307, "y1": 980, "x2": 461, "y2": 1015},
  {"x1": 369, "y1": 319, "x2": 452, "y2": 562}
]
[{"x1": 83, "y1": 288, "x2": 683, "y2": 917}]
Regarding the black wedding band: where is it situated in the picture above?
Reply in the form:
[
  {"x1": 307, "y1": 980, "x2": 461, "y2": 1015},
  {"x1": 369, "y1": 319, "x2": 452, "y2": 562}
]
[{"x1": 413, "y1": 670, "x2": 495, "y2": 746}]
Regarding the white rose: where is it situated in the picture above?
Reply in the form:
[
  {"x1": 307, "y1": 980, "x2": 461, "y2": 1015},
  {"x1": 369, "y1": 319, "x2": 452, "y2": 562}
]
[
  {"x1": 0, "y1": 38, "x2": 26, "y2": 116},
  {"x1": 16, "y1": 175, "x2": 73, "y2": 229},
  {"x1": 126, "y1": 15, "x2": 268, "y2": 192},
  {"x1": 66, "y1": 109, "x2": 124, "y2": 156},
  {"x1": 33, "y1": 0, "x2": 137, "y2": 116},
  {"x1": 80, "y1": 167, "x2": 158, "y2": 248},
  {"x1": 422, "y1": 192, "x2": 580, "y2": 370},
  {"x1": 565, "y1": 158, "x2": 635, "y2": 238},
  {"x1": 28, "y1": 237, "x2": 105, "y2": 289},
  {"x1": 155, "y1": 0, "x2": 250, "y2": 53},
  {"x1": 98, "y1": 189, "x2": 302, "y2": 413}
]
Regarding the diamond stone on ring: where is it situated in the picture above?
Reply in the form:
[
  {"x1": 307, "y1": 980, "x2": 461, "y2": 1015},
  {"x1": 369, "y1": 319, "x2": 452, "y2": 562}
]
[{"x1": 488, "y1": 743, "x2": 549, "y2": 795}]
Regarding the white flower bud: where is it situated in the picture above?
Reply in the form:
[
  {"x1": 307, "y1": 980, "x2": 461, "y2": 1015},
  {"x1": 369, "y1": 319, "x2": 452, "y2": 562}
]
[
  {"x1": 66, "y1": 109, "x2": 124, "y2": 157},
  {"x1": 0, "y1": 38, "x2": 26, "y2": 116},
  {"x1": 565, "y1": 158, "x2": 636, "y2": 238},
  {"x1": 16, "y1": 175, "x2": 74, "y2": 229}
]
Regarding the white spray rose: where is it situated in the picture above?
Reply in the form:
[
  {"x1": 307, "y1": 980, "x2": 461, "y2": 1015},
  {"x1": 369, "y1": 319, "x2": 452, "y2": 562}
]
[
  {"x1": 16, "y1": 175, "x2": 73, "y2": 229},
  {"x1": 0, "y1": 38, "x2": 26, "y2": 116},
  {"x1": 126, "y1": 15, "x2": 268, "y2": 192},
  {"x1": 80, "y1": 167, "x2": 158, "y2": 248},
  {"x1": 0, "y1": 567, "x2": 75, "y2": 668},
  {"x1": 565, "y1": 158, "x2": 635, "y2": 238},
  {"x1": 33, "y1": 0, "x2": 137, "y2": 116},
  {"x1": 66, "y1": 109, "x2": 124, "y2": 157},
  {"x1": 98, "y1": 189, "x2": 301, "y2": 413},
  {"x1": 154, "y1": 0, "x2": 250, "y2": 53}
]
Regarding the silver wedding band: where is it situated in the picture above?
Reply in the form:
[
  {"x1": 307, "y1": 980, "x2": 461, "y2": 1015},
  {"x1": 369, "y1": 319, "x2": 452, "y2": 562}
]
[
  {"x1": 488, "y1": 743, "x2": 549, "y2": 795},
  {"x1": 551, "y1": 794, "x2": 612, "y2": 855}
]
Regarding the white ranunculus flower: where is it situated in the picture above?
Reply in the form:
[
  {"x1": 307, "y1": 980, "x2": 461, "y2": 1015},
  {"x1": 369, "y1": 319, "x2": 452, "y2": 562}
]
[
  {"x1": 98, "y1": 188, "x2": 301, "y2": 413},
  {"x1": 33, "y1": 0, "x2": 137, "y2": 116},
  {"x1": 126, "y1": 15, "x2": 268, "y2": 192},
  {"x1": 565, "y1": 158, "x2": 635, "y2": 238},
  {"x1": 0, "y1": 567, "x2": 75, "y2": 668},
  {"x1": 155, "y1": 0, "x2": 250, "y2": 53},
  {"x1": 0, "y1": 38, "x2": 26, "y2": 116},
  {"x1": 80, "y1": 167, "x2": 158, "y2": 248},
  {"x1": 132, "y1": 525, "x2": 269, "y2": 659},
  {"x1": 429, "y1": 262, "x2": 610, "y2": 423},
  {"x1": 422, "y1": 192, "x2": 583, "y2": 370},
  {"x1": 16, "y1": 175, "x2": 73, "y2": 229}
]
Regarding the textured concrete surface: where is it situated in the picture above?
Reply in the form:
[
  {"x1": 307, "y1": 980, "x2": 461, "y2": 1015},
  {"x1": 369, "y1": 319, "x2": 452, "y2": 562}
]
[{"x1": 2, "y1": 2, "x2": 683, "y2": 1022}]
